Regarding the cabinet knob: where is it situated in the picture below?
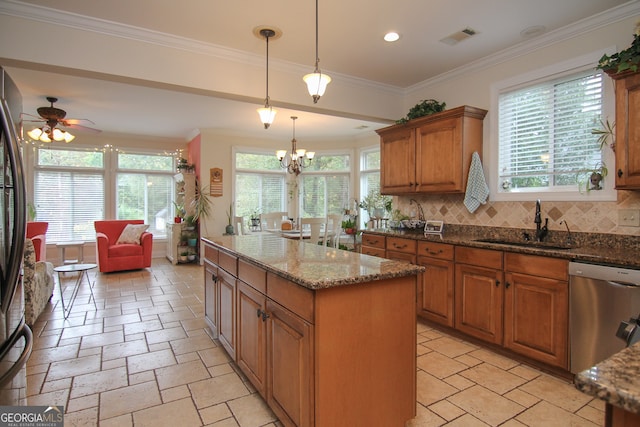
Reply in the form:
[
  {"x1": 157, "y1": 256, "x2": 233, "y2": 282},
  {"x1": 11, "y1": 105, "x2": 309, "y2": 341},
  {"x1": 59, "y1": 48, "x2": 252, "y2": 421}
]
[
  {"x1": 212, "y1": 273, "x2": 218, "y2": 283},
  {"x1": 496, "y1": 280, "x2": 500, "y2": 287},
  {"x1": 618, "y1": 169, "x2": 624, "y2": 178},
  {"x1": 261, "y1": 311, "x2": 270, "y2": 321},
  {"x1": 505, "y1": 281, "x2": 511, "y2": 289},
  {"x1": 257, "y1": 308, "x2": 262, "y2": 318}
]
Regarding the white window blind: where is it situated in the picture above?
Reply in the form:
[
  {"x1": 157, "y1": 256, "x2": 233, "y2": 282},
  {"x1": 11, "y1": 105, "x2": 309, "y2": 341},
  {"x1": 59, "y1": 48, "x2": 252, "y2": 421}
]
[
  {"x1": 35, "y1": 170, "x2": 104, "y2": 242},
  {"x1": 498, "y1": 70, "x2": 603, "y2": 192}
]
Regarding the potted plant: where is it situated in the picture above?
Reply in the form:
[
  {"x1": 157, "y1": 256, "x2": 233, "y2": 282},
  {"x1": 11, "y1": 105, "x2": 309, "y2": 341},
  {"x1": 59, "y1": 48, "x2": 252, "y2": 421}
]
[
  {"x1": 578, "y1": 162, "x2": 609, "y2": 192},
  {"x1": 225, "y1": 204, "x2": 235, "y2": 235},
  {"x1": 596, "y1": 22, "x2": 640, "y2": 76},
  {"x1": 249, "y1": 209, "x2": 261, "y2": 229},
  {"x1": 341, "y1": 218, "x2": 357, "y2": 235},
  {"x1": 191, "y1": 181, "x2": 212, "y2": 235},
  {"x1": 591, "y1": 118, "x2": 616, "y2": 152},
  {"x1": 179, "y1": 251, "x2": 189, "y2": 262},
  {"x1": 172, "y1": 201, "x2": 184, "y2": 223},
  {"x1": 396, "y1": 99, "x2": 446, "y2": 124},
  {"x1": 359, "y1": 190, "x2": 392, "y2": 219}
]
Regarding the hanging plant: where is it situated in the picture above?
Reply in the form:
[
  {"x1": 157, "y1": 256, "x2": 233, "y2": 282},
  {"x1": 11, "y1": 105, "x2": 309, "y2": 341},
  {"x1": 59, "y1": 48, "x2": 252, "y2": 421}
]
[
  {"x1": 591, "y1": 118, "x2": 616, "y2": 152},
  {"x1": 396, "y1": 99, "x2": 446, "y2": 124}
]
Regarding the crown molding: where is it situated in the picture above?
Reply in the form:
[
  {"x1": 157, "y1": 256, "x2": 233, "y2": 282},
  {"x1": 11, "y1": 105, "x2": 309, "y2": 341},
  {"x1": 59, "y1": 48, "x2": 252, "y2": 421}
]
[{"x1": 405, "y1": 0, "x2": 640, "y2": 95}]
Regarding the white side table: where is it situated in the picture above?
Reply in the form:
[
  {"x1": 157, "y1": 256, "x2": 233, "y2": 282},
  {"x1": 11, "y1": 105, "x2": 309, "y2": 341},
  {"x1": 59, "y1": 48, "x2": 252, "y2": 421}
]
[{"x1": 56, "y1": 241, "x2": 85, "y2": 265}]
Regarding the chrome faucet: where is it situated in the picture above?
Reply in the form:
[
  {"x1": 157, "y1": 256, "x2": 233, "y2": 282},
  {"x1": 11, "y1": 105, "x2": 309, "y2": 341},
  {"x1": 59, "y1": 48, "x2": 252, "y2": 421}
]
[{"x1": 534, "y1": 199, "x2": 548, "y2": 242}]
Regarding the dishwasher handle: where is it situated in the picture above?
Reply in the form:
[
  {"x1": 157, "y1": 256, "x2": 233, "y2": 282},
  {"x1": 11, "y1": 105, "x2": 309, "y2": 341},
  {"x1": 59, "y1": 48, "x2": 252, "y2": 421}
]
[{"x1": 607, "y1": 280, "x2": 640, "y2": 288}]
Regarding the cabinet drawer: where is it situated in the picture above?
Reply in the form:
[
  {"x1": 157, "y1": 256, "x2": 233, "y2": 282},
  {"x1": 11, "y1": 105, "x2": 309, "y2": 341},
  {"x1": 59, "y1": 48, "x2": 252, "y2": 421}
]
[
  {"x1": 267, "y1": 273, "x2": 314, "y2": 323},
  {"x1": 386, "y1": 237, "x2": 417, "y2": 254},
  {"x1": 361, "y1": 246, "x2": 386, "y2": 258},
  {"x1": 204, "y1": 244, "x2": 219, "y2": 264},
  {"x1": 417, "y1": 242, "x2": 453, "y2": 260},
  {"x1": 505, "y1": 253, "x2": 568, "y2": 281},
  {"x1": 362, "y1": 233, "x2": 385, "y2": 249},
  {"x1": 455, "y1": 246, "x2": 502, "y2": 270},
  {"x1": 238, "y1": 259, "x2": 267, "y2": 294},
  {"x1": 219, "y1": 249, "x2": 238, "y2": 275},
  {"x1": 386, "y1": 250, "x2": 417, "y2": 264}
]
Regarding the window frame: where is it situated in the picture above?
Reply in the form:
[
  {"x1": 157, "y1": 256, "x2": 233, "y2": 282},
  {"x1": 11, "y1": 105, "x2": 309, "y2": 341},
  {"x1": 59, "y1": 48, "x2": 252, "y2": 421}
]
[{"x1": 489, "y1": 49, "x2": 616, "y2": 202}]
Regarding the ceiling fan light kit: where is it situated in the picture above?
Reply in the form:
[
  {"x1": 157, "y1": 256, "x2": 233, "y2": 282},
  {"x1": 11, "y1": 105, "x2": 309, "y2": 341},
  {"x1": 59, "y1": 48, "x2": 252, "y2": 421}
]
[{"x1": 25, "y1": 96, "x2": 99, "y2": 143}]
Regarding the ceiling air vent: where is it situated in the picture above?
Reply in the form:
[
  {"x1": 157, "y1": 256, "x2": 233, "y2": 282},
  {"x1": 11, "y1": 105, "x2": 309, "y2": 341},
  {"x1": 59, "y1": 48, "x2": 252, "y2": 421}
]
[{"x1": 440, "y1": 27, "x2": 477, "y2": 46}]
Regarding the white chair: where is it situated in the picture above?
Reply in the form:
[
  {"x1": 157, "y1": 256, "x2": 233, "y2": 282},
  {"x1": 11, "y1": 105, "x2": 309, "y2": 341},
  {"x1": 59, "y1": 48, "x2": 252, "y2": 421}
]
[
  {"x1": 260, "y1": 212, "x2": 288, "y2": 231},
  {"x1": 299, "y1": 217, "x2": 326, "y2": 245},
  {"x1": 324, "y1": 214, "x2": 343, "y2": 247},
  {"x1": 234, "y1": 216, "x2": 245, "y2": 235}
]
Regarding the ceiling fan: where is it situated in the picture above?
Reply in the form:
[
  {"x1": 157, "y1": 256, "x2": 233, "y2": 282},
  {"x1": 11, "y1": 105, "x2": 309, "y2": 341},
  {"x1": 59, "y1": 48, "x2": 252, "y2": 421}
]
[{"x1": 23, "y1": 96, "x2": 101, "y2": 142}]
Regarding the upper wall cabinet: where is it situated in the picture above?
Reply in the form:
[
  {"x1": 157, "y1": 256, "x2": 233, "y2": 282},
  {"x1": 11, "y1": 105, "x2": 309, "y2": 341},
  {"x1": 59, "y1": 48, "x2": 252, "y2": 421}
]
[
  {"x1": 613, "y1": 71, "x2": 640, "y2": 189},
  {"x1": 377, "y1": 105, "x2": 487, "y2": 194}
]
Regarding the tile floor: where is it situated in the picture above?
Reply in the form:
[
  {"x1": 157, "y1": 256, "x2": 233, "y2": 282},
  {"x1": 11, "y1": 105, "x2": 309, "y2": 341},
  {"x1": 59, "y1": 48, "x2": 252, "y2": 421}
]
[{"x1": 26, "y1": 259, "x2": 605, "y2": 426}]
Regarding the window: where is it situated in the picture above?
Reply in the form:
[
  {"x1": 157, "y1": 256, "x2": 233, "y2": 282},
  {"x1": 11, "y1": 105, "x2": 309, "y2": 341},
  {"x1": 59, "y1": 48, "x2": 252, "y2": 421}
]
[
  {"x1": 34, "y1": 148, "x2": 105, "y2": 242},
  {"x1": 116, "y1": 152, "x2": 175, "y2": 237},
  {"x1": 33, "y1": 147, "x2": 178, "y2": 242},
  {"x1": 234, "y1": 151, "x2": 286, "y2": 218},
  {"x1": 359, "y1": 147, "x2": 381, "y2": 225},
  {"x1": 491, "y1": 51, "x2": 615, "y2": 201},
  {"x1": 298, "y1": 153, "x2": 350, "y2": 218}
]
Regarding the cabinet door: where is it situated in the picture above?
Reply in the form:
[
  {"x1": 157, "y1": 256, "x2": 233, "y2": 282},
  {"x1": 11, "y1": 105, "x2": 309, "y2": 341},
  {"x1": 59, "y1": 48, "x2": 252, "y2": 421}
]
[
  {"x1": 218, "y1": 268, "x2": 236, "y2": 359},
  {"x1": 204, "y1": 261, "x2": 219, "y2": 337},
  {"x1": 504, "y1": 272, "x2": 568, "y2": 369},
  {"x1": 237, "y1": 281, "x2": 267, "y2": 395},
  {"x1": 415, "y1": 117, "x2": 463, "y2": 192},
  {"x1": 417, "y1": 256, "x2": 454, "y2": 327},
  {"x1": 455, "y1": 263, "x2": 504, "y2": 345},
  {"x1": 614, "y1": 72, "x2": 640, "y2": 188},
  {"x1": 380, "y1": 127, "x2": 416, "y2": 193},
  {"x1": 266, "y1": 300, "x2": 313, "y2": 427}
]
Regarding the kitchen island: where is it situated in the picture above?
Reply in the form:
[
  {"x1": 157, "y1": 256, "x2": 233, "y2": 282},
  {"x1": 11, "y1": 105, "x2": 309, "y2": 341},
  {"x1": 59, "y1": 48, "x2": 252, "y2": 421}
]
[
  {"x1": 574, "y1": 342, "x2": 640, "y2": 427},
  {"x1": 201, "y1": 233, "x2": 424, "y2": 427}
]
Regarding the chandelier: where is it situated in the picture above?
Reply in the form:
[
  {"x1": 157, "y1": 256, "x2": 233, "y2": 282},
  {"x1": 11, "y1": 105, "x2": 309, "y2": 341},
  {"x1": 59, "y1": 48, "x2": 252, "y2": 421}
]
[
  {"x1": 303, "y1": 0, "x2": 331, "y2": 103},
  {"x1": 277, "y1": 116, "x2": 314, "y2": 175},
  {"x1": 256, "y1": 28, "x2": 277, "y2": 129},
  {"x1": 27, "y1": 126, "x2": 75, "y2": 143}
]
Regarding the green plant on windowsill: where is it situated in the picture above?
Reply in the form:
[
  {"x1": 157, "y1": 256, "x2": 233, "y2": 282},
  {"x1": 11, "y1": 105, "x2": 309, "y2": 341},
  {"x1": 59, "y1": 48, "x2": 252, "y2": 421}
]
[
  {"x1": 577, "y1": 162, "x2": 609, "y2": 193},
  {"x1": 341, "y1": 218, "x2": 357, "y2": 235},
  {"x1": 596, "y1": 21, "x2": 640, "y2": 75},
  {"x1": 591, "y1": 118, "x2": 616, "y2": 152}
]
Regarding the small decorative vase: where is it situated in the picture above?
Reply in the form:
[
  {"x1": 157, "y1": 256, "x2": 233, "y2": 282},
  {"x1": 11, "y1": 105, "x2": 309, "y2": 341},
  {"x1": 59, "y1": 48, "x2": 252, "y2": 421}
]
[{"x1": 225, "y1": 225, "x2": 235, "y2": 235}]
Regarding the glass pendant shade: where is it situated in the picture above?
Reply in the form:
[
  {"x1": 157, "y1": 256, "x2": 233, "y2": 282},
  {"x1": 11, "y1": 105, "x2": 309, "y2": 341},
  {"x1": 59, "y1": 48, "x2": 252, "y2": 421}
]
[
  {"x1": 303, "y1": 71, "x2": 331, "y2": 103},
  {"x1": 257, "y1": 105, "x2": 277, "y2": 129},
  {"x1": 28, "y1": 126, "x2": 74, "y2": 142},
  {"x1": 27, "y1": 128, "x2": 43, "y2": 140}
]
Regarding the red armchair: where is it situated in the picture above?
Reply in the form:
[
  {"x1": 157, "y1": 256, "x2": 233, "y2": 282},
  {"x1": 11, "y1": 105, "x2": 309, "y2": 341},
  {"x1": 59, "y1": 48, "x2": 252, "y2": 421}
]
[
  {"x1": 94, "y1": 220, "x2": 153, "y2": 273},
  {"x1": 26, "y1": 221, "x2": 48, "y2": 262}
]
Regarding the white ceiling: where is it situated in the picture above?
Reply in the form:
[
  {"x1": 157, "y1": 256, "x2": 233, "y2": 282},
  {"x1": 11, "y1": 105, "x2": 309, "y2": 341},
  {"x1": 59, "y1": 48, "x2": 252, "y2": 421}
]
[{"x1": 0, "y1": 0, "x2": 635, "y2": 141}]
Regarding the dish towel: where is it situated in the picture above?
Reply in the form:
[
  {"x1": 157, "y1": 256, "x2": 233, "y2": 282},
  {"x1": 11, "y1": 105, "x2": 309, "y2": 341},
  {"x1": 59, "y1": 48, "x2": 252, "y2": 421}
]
[{"x1": 464, "y1": 152, "x2": 489, "y2": 213}]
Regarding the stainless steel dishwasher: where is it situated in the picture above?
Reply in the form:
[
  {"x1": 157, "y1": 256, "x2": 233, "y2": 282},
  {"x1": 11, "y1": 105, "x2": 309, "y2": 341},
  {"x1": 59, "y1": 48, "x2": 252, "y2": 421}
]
[{"x1": 569, "y1": 262, "x2": 640, "y2": 374}]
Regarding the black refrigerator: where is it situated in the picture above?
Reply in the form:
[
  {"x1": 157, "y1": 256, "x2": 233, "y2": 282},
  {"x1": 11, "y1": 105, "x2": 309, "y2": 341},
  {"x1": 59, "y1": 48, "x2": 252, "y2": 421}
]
[{"x1": 0, "y1": 66, "x2": 32, "y2": 405}]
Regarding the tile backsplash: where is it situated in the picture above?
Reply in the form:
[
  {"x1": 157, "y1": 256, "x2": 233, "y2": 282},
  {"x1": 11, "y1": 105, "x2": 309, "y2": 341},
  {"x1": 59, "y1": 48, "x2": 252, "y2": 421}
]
[{"x1": 395, "y1": 190, "x2": 640, "y2": 236}]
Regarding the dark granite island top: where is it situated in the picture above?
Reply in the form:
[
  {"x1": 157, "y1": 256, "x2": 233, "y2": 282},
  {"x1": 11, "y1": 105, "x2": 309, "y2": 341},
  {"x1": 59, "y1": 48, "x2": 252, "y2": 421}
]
[{"x1": 201, "y1": 233, "x2": 424, "y2": 289}]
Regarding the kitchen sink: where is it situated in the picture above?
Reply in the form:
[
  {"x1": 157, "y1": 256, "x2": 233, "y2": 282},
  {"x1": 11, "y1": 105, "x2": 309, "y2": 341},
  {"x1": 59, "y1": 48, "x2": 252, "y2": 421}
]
[{"x1": 474, "y1": 238, "x2": 576, "y2": 250}]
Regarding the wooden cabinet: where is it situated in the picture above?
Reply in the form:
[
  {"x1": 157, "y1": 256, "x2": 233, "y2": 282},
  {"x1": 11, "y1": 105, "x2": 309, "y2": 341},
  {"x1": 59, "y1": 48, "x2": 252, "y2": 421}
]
[
  {"x1": 377, "y1": 105, "x2": 487, "y2": 194},
  {"x1": 613, "y1": 71, "x2": 640, "y2": 189},
  {"x1": 417, "y1": 241, "x2": 454, "y2": 327},
  {"x1": 455, "y1": 247, "x2": 504, "y2": 345},
  {"x1": 386, "y1": 236, "x2": 417, "y2": 263},
  {"x1": 503, "y1": 253, "x2": 568, "y2": 369},
  {"x1": 361, "y1": 233, "x2": 386, "y2": 257},
  {"x1": 204, "y1": 259, "x2": 219, "y2": 336}
]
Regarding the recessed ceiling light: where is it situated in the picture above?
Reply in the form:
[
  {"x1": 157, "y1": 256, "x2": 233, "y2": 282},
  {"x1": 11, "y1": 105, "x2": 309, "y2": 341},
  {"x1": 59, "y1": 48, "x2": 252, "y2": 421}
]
[{"x1": 384, "y1": 32, "x2": 400, "y2": 42}]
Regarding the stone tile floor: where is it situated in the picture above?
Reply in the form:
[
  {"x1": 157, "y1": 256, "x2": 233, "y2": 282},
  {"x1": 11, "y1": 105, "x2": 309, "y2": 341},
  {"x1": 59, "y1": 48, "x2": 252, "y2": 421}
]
[{"x1": 26, "y1": 259, "x2": 604, "y2": 426}]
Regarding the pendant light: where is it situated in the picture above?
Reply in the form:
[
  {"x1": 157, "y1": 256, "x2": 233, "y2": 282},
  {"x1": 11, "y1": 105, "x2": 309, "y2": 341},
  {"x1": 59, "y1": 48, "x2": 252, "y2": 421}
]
[
  {"x1": 276, "y1": 116, "x2": 314, "y2": 175},
  {"x1": 303, "y1": 0, "x2": 331, "y2": 103},
  {"x1": 256, "y1": 28, "x2": 277, "y2": 129}
]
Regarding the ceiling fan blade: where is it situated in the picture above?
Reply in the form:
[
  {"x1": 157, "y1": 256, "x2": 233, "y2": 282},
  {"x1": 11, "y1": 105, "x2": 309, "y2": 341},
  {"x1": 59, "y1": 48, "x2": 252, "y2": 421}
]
[
  {"x1": 20, "y1": 112, "x2": 43, "y2": 120},
  {"x1": 64, "y1": 123, "x2": 102, "y2": 133},
  {"x1": 62, "y1": 118, "x2": 96, "y2": 126}
]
